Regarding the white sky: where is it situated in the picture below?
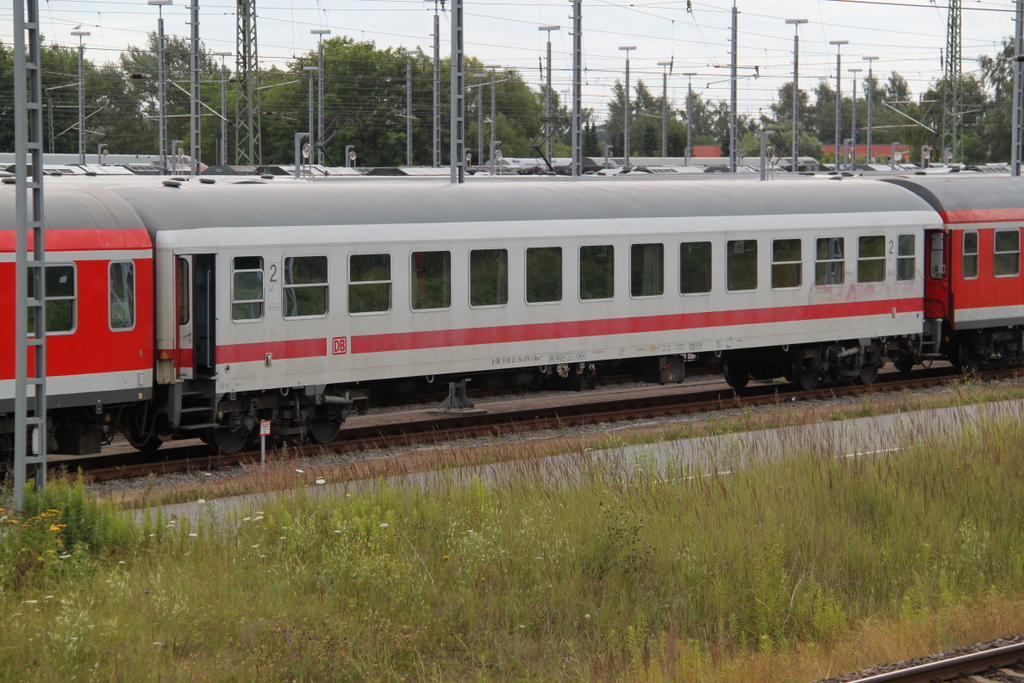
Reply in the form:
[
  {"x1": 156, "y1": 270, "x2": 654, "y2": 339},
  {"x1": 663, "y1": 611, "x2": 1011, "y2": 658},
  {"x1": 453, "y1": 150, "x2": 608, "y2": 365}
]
[{"x1": 2, "y1": 0, "x2": 1017, "y2": 123}]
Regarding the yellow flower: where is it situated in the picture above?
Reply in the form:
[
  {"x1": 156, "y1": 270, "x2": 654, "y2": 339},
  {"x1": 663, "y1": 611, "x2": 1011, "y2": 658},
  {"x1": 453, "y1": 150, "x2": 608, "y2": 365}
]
[{"x1": 48, "y1": 524, "x2": 67, "y2": 532}]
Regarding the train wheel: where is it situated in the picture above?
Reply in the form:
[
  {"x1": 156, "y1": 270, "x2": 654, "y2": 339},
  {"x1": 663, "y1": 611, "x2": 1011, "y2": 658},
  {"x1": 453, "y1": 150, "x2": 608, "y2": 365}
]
[
  {"x1": 209, "y1": 426, "x2": 250, "y2": 455},
  {"x1": 792, "y1": 359, "x2": 819, "y2": 391},
  {"x1": 722, "y1": 359, "x2": 749, "y2": 390},
  {"x1": 310, "y1": 416, "x2": 342, "y2": 445},
  {"x1": 858, "y1": 363, "x2": 879, "y2": 386},
  {"x1": 893, "y1": 353, "x2": 915, "y2": 374},
  {"x1": 956, "y1": 336, "x2": 982, "y2": 374}
]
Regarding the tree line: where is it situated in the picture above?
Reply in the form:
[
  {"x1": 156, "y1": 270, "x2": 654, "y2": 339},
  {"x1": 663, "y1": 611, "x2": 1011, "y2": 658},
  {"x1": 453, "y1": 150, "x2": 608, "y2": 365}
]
[{"x1": 0, "y1": 34, "x2": 1017, "y2": 167}]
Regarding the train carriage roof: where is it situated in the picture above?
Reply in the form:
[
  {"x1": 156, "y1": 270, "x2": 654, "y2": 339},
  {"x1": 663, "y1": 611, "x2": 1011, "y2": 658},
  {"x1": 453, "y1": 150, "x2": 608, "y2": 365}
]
[
  {"x1": 76, "y1": 176, "x2": 939, "y2": 234},
  {"x1": 881, "y1": 175, "x2": 1024, "y2": 215}
]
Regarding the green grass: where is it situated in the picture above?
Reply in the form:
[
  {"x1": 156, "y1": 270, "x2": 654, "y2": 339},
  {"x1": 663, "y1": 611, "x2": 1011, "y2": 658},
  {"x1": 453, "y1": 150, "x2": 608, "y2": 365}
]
[{"x1": 3, "y1": 399, "x2": 1024, "y2": 680}]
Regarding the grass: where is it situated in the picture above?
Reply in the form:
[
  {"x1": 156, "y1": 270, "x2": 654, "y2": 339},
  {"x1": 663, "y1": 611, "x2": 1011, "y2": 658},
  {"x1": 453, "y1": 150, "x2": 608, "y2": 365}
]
[{"x1": 3, "y1": 391, "x2": 1024, "y2": 680}]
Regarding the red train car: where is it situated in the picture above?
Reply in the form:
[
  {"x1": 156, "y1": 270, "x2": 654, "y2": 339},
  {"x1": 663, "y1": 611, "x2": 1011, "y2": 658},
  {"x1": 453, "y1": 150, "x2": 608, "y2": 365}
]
[{"x1": 0, "y1": 185, "x2": 155, "y2": 456}]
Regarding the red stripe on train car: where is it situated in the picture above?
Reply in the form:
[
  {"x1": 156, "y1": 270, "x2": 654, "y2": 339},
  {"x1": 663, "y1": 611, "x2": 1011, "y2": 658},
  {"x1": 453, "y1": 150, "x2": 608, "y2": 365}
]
[
  {"x1": 938, "y1": 209, "x2": 1024, "y2": 225},
  {"x1": 350, "y1": 299, "x2": 919, "y2": 355},
  {"x1": 217, "y1": 338, "x2": 328, "y2": 364}
]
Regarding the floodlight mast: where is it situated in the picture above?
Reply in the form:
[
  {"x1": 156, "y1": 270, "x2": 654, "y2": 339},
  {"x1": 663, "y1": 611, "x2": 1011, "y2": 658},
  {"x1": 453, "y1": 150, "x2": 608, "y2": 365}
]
[
  {"x1": 657, "y1": 61, "x2": 672, "y2": 158},
  {"x1": 214, "y1": 51, "x2": 232, "y2": 167},
  {"x1": 538, "y1": 26, "x2": 560, "y2": 164},
  {"x1": 71, "y1": 30, "x2": 90, "y2": 165},
  {"x1": 849, "y1": 67, "x2": 863, "y2": 165},
  {"x1": 785, "y1": 19, "x2": 807, "y2": 172},
  {"x1": 149, "y1": 0, "x2": 173, "y2": 174}
]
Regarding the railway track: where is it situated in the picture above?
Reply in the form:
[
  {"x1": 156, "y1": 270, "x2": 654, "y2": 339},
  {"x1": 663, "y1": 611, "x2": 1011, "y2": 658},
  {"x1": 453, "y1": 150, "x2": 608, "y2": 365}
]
[
  {"x1": 49, "y1": 364, "x2": 1007, "y2": 482},
  {"x1": 833, "y1": 638, "x2": 1024, "y2": 682}
]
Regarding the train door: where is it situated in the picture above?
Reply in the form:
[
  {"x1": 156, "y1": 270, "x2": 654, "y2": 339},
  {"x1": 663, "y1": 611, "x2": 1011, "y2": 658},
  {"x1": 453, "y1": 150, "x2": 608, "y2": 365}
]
[
  {"x1": 176, "y1": 254, "x2": 217, "y2": 379},
  {"x1": 924, "y1": 229, "x2": 950, "y2": 319}
]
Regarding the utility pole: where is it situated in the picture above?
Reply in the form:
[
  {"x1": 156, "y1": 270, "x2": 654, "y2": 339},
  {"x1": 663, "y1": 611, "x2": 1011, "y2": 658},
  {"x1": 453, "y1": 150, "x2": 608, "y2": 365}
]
[
  {"x1": 1013, "y1": 0, "x2": 1024, "y2": 176},
  {"x1": 729, "y1": 1, "x2": 739, "y2": 172},
  {"x1": 785, "y1": 19, "x2": 808, "y2": 172},
  {"x1": 619, "y1": 46, "x2": 636, "y2": 166},
  {"x1": 235, "y1": 0, "x2": 259, "y2": 165},
  {"x1": 402, "y1": 50, "x2": 417, "y2": 166},
  {"x1": 538, "y1": 25, "x2": 559, "y2": 163},
  {"x1": 829, "y1": 40, "x2": 848, "y2": 169},
  {"x1": 213, "y1": 51, "x2": 231, "y2": 167},
  {"x1": 571, "y1": 0, "x2": 582, "y2": 176},
  {"x1": 450, "y1": 0, "x2": 464, "y2": 183},
  {"x1": 426, "y1": 1, "x2": 442, "y2": 167},
  {"x1": 942, "y1": 0, "x2": 962, "y2": 164},
  {"x1": 849, "y1": 68, "x2": 862, "y2": 164},
  {"x1": 311, "y1": 29, "x2": 331, "y2": 167},
  {"x1": 189, "y1": 0, "x2": 200, "y2": 175},
  {"x1": 489, "y1": 64, "x2": 500, "y2": 175},
  {"x1": 658, "y1": 61, "x2": 672, "y2": 158},
  {"x1": 863, "y1": 56, "x2": 878, "y2": 163},
  {"x1": 150, "y1": 0, "x2": 172, "y2": 173},
  {"x1": 71, "y1": 29, "x2": 90, "y2": 165}
]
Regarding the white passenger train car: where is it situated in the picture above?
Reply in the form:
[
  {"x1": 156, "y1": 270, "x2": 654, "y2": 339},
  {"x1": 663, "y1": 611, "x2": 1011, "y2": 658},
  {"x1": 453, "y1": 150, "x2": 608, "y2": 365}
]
[{"x1": 85, "y1": 177, "x2": 937, "y2": 451}]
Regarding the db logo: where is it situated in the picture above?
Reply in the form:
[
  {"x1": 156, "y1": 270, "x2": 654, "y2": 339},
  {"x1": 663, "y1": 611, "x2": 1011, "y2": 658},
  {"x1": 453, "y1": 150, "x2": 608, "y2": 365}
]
[{"x1": 332, "y1": 337, "x2": 348, "y2": 355}]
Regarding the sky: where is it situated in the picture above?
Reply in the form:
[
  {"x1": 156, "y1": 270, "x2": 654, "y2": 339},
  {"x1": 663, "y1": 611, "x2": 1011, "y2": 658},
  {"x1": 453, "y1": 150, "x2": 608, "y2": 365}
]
[{"x1": 1, "y1": 0, "x2": 1017, "y2": 124}]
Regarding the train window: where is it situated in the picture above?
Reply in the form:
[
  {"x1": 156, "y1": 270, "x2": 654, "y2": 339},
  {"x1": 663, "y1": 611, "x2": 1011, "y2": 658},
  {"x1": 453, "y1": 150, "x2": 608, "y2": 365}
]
[
  {"x1": 284, "y1": 256, "x2": 329, "y2": 317},
  {"x1": 815, "y1": 237, "x2": 845, "y2": 286},
  {"x1": 231, "y1": 256, "x2": 264, "y2": 321},
  {"x1": 994, "y1": 229, "x2": 1021, "y2": 277},
  {"x1": 897, "y1": 234, "x2": 916, "y2": 282},
  {"x1": 726, "y1": 240, "x2": 757, "y2": 292},
  {"x1": 411, "y1": 251, "x2": 451, "y2": 310},
  {"x1": 857, "y1": 236, "x2": 885, "y2": 284},
  {"x1": 771, "y1": 239, "x2": 801, "y2": 289},
  {"x1": 27, "y1": 264, "x2": 76, "y2": 335},
  {"x1": 349, "y1": 253, "x2": 391, "y2": 314},
  {"x1": 680, "y1": 241, "x2": 712, "y2": 294},
  {"x1": 109, "y1": 261, "x2": 136, "y2": 330},
  {"x1": 580, "y1": 245, "x2": 615, "y2": 300},
  {"x1": 526, "y1": 247, "x2": 562, "y2": 303},
  {"x1": 177, "y1": 258, "x2": 190, "y2": 325},
  {"x1": 962, "y1": 232, "x2": 979, "y2": 280},
  {"x1": 630, "y1": 243, "x2": 664, "y2": 297},
  {"x1": 470, "y1": 249, "x2": 508, "y2": 307}
]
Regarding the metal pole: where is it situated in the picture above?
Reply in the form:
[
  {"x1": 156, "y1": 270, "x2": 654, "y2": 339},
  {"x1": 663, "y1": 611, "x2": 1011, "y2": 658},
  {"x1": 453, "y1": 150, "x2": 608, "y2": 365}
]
[
  {"x1": 189, "y1": 0, "x2": 200, "y2": 175},
  {"x1": 619, "y1": 46, "x2": 636, "y2": 166},
  {"x1": 658, "y1": 61, "x2": 671, "y2": 158},
  {"x1": 450, "y1": 0, "x2": 464, "y2": 183},
  {"x1": 71, "y1": 30, "x2": 90, "y2": 165},
  {"x1": 729, "y1": 1, "x2": 738, "y2": 172},
  {"x1": 571, "y1": 0, "x2": 582, "y2": 176},
  {"x1": 849, "y1": 68, "x2": 862, "y2": 163},
  {"x1": 1015, "y1": 0, "x2": 1024, "y2": 176},
  {"x1": 785, "y1": 19, "x2": 807, "y2": 172},
  {"x1": 477, "y1": 75, "x2": 485, "y2": 165},
  {"x1": 149, "y1": 0, "x2": 173, "y2": 174},
  {"x1": 401, "y1": 50, "x2": 413, "y2": 165},
  {"x1": 829, "y1": 40, "x2": 848, "y2": 169},
  {"x1": 214, "y1": 51, "x2": 231, "y2": 167},
  {"x1": 684, "y1": 72, "x2": 696, "y2": 166},
  {"x1": 490, "y1": 65, "x2": 498, "y2": 174},
  {"x1": 426, "y1": 0, "x2": 441, "y2": 167},
  {"x1": 538, "y1": 26, "x2": 559, "y2": 163},
  {"x1": 863, "y1": 56, "x2": 878, "y2": 163},
  {"x1": 311, "y1": 29, "x2": 331, "y2": 167}
]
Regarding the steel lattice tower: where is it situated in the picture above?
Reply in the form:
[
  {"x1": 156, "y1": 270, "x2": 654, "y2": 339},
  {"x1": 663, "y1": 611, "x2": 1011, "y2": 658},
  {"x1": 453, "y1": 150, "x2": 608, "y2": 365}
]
[
  {"x1": 942, "y1": 0, "x2": 962, "y2": 164},
  {"x1": 235, "y1": 0, "x2": 260, "y2": 165}
]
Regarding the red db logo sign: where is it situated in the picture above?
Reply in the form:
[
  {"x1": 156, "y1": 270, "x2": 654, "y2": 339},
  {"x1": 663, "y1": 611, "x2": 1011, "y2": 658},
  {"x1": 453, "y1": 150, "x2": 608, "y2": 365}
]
[{"x1": 332, "y1": 337, "x2": 348, "y2": 355}]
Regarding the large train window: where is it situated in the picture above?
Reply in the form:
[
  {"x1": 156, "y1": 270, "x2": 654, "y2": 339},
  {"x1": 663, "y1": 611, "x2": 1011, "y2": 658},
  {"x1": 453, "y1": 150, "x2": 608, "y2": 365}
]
[
  {"x1": 231, "y1": 256, "x2": 264, "y2": 321},
  {"x1": 897, "y1": 234, "x2": 916, "y2": 282},
  {"x1": 680, "y1": 241, "x2": 711, "y2": 294},
  {"x1": 284, "y1": 256, "x2": 329, "y2": 317},
  {"x1": 580, "y1": 245, "x2": 614, "y2": 300},
  {"x1": 28, "y1": 264, "x2": 76, "y2": 335},
  {"x1": 411, "y1": 251, "x2": 451, "y2": 310},
  {"x1": 630, "y1": 243, "x2": 663, "y2": 298},
  {"x1": 815, "y1": 237, "x2": 845, "y2": 286},
  {"x1": 857, "y1": 236, "x2": 885, "y2": 284},
  {"x1": 994, "y1": 229, "x2": 1021, "y2": 277},
  {"x1": 962, "y1": 232, "x2": 979, "y2": 279},
  {"x1": 726, "y1": 240, "x2": 757, "y2": 292},
  {"x1": 771, "y1": 239, "x2": 801, "y2": 289},
  {"x1": 470, "y1": 249, "x2": 508, "y2": 307},
  {"x1": 109, "y1": 261, "x2": 136, "y2": 330},
  {"x1": 349, "y1": 253, "x2": 391, "y2": 314},
  {"x1": 526, "y1": 247, "x2": 562, "y2": 303}
]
